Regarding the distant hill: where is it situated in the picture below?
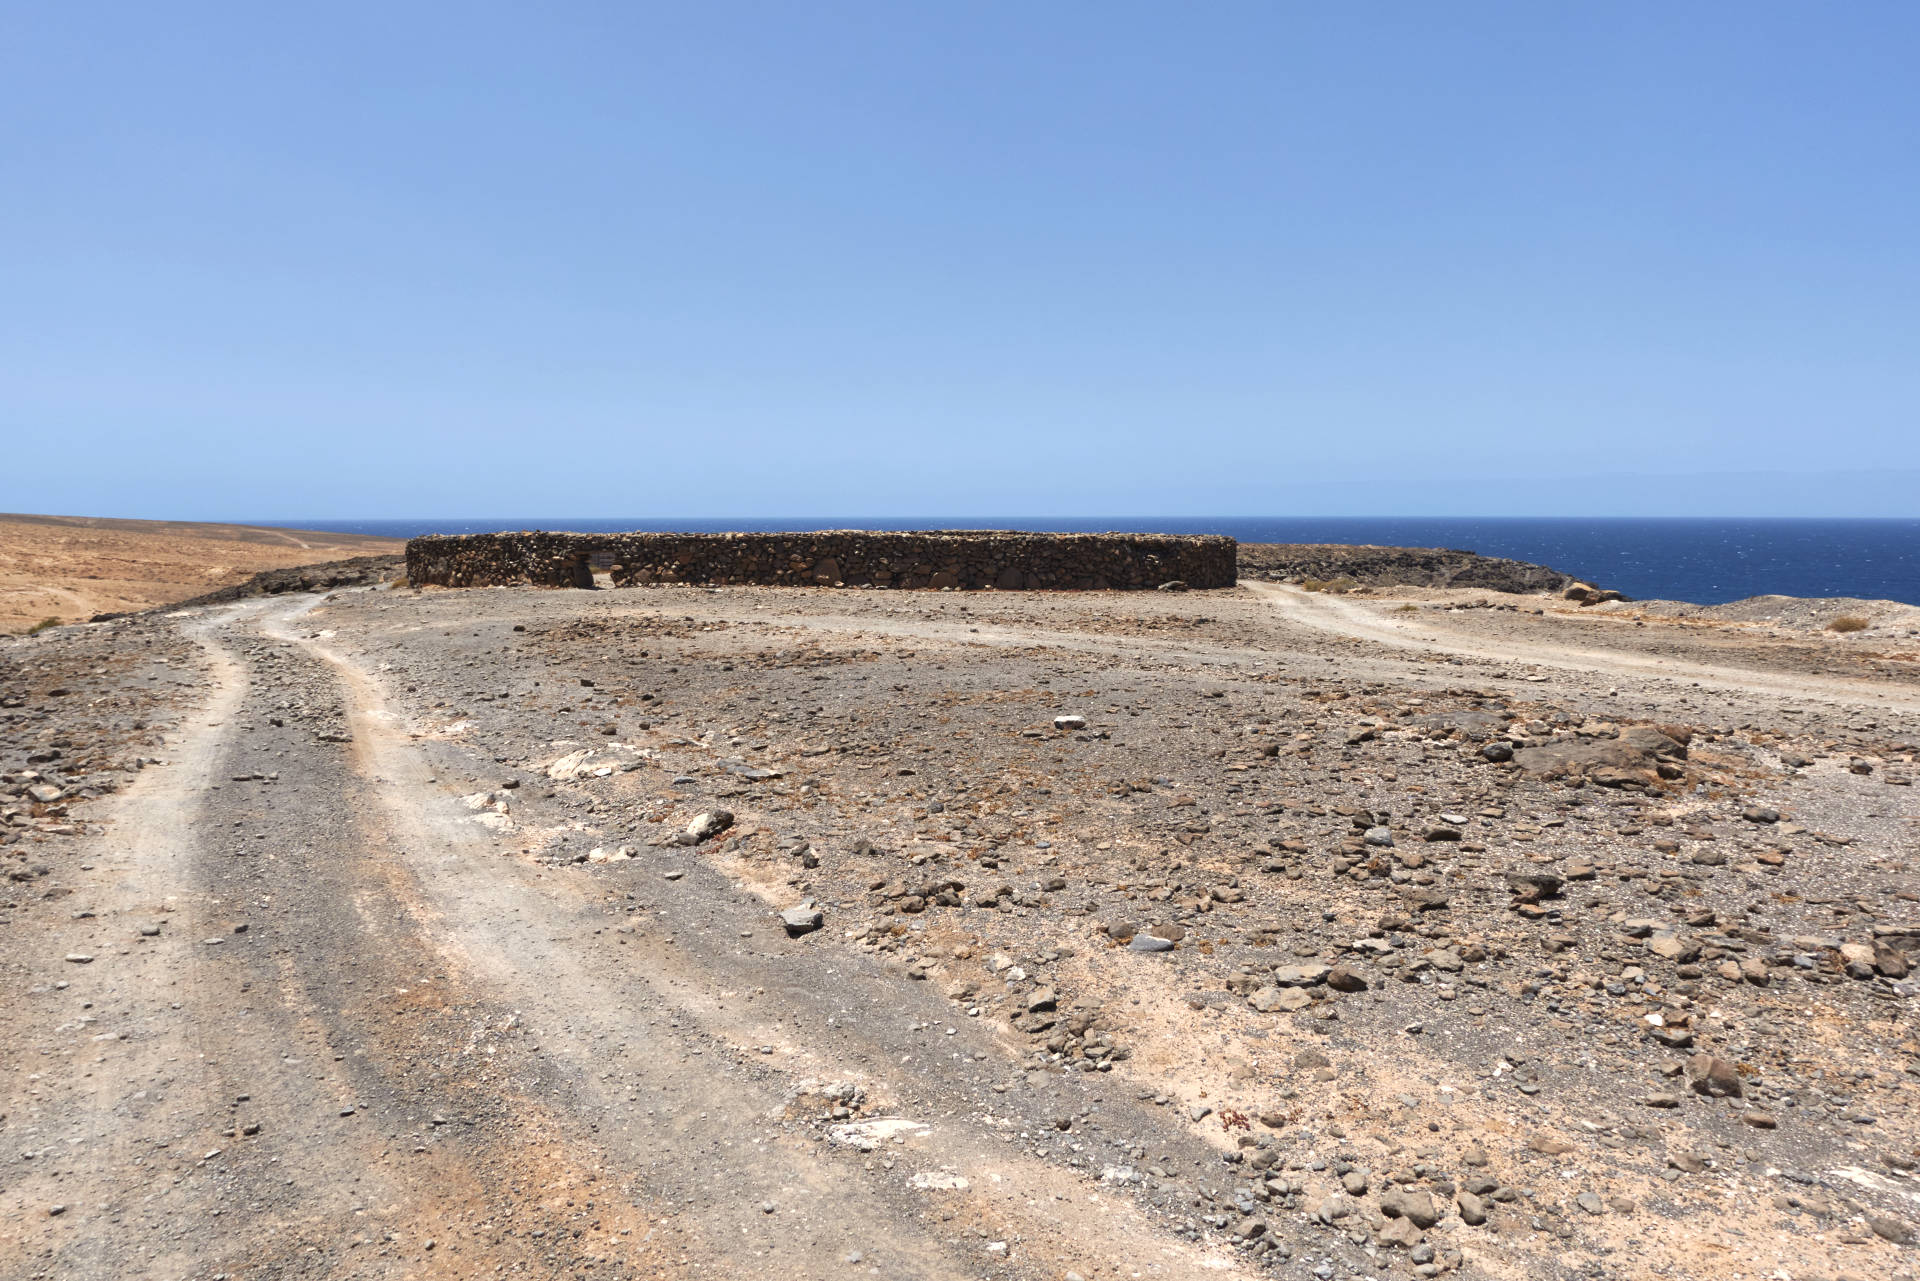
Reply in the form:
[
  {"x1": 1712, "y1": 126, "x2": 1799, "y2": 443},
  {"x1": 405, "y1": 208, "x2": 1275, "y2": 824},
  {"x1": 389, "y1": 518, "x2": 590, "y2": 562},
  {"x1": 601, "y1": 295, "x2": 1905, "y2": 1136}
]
[{"x1": 0, "y1": 513, "x2": 402, "y2": 634}]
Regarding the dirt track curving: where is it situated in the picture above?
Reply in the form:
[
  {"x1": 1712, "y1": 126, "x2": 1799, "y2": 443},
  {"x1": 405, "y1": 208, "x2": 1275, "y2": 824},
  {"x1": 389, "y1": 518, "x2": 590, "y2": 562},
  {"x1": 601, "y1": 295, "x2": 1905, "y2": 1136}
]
[{"x1": 1248, "y1": 582, "x2": 1920, "y2": 715}]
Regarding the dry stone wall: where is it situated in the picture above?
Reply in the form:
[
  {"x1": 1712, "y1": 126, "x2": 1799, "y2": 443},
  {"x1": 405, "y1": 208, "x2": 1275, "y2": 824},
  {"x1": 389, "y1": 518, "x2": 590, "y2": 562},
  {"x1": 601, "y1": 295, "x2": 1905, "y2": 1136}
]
[{"x1": 405, "y1": 530, "x2": 1236, "y2": 591}]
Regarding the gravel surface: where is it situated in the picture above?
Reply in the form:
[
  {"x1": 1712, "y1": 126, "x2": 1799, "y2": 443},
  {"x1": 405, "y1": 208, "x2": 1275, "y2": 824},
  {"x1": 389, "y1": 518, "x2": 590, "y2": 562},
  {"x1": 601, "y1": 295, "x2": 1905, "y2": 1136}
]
[{"x1": 3, "y1": 580, "x2": 1918, "y2": 1281}]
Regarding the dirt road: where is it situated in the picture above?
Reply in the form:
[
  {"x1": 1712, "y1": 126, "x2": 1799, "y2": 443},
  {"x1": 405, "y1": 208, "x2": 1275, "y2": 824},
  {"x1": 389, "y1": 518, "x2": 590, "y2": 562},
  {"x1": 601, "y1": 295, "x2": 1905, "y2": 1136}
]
[
  {"x1": 1248, "y1": 581, "x2": 1920, "y2": 714},
  {"x1": 4, "y1": 595, "x2": 1249, "y2": 1281}
]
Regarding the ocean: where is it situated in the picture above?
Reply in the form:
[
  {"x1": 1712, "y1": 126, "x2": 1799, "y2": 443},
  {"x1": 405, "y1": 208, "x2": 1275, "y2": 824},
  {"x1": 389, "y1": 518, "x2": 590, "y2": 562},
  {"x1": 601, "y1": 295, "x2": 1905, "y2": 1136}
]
[{"x1": 278, "y1": 517, "x2": 1920, "y2": 607}]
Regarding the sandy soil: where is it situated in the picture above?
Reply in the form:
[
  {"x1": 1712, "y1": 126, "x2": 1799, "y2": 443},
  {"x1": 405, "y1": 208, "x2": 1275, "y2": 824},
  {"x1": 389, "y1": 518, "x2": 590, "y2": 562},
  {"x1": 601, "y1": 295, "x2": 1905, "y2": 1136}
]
[
  {"x1": 3, "y1": 578, "x2": 1918, "y2": 1281},
  {"x1": 0, "y1": 513, "x2": 401, "y2": 635}
]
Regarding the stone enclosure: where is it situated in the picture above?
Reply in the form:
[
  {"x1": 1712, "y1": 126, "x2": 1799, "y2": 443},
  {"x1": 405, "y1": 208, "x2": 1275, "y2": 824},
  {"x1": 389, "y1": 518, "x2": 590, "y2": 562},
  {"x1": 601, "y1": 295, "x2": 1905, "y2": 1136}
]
[{"x1": 404, "y1": 530, "x2": 1236, "y2": 592}]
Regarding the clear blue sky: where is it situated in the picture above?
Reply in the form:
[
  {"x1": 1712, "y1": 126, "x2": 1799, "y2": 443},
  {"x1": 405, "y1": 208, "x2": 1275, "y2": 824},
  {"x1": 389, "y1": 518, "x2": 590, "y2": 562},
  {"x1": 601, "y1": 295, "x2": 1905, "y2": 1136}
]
[{"x1": 4, "y1": 3, "x2": 1917, "y2": 519}]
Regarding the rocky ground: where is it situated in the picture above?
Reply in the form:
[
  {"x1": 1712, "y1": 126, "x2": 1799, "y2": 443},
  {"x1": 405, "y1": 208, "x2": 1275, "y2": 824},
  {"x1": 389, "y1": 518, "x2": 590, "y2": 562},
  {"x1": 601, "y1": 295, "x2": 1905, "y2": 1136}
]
[
  {"x1": 1237, "y1": 545, "x2": 1578, "y2": 595},
  {"x1": 3, "y1": 575, "x2": 1918, "y2": 1281}
]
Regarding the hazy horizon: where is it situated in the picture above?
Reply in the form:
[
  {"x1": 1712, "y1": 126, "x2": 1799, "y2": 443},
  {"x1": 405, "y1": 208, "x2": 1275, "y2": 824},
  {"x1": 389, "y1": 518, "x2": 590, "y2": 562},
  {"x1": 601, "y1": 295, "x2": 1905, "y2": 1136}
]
[{"x1": 74, "y1": 467, "x2": 1920, "y2": 524}]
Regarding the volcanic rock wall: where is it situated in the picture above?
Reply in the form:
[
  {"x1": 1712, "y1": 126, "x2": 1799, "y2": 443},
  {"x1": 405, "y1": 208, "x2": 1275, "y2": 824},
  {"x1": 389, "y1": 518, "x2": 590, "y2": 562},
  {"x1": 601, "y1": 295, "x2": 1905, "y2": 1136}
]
[{"x1": 405, "y1": 530, "x2": 1237, "y2": 591}]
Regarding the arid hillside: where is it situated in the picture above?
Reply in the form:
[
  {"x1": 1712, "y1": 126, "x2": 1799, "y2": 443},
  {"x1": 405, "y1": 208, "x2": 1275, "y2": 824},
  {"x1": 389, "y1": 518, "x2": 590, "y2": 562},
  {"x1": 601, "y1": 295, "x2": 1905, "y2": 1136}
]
[{"x1": 0, "y1": 513, "x2": 401, "y2": 634}]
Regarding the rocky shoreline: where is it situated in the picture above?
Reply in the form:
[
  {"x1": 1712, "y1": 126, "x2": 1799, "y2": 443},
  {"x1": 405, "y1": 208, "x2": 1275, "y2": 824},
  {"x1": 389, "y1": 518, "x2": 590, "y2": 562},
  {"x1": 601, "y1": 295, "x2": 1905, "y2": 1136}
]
[{"x1": 1237, "y1": 543, "x2": 1583, "y2": 595}]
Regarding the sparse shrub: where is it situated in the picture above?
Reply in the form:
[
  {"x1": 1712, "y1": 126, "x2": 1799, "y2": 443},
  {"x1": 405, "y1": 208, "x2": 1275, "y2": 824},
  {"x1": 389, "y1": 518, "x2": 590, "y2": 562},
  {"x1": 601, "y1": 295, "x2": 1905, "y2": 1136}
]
[
  {"x1": 1828, "y1": 616, "x2": 1869, "y2": 633},
  {"x1": 1395, "y1": 603, "x2": 1420, "y2": 613},
  {"x1": 26, "y1": 617, "x2": 62, "y2": 635},
  {"x1": 1300, "y1": 576, "x2": 1360, "y2": 594}
]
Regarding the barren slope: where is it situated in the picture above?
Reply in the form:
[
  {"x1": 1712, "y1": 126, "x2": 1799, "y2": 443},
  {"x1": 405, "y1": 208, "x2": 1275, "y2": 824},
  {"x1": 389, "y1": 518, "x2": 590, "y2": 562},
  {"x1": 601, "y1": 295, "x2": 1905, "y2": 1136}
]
[{"x1": 0, "y1": 513, "x2": 401, "y2": 634}]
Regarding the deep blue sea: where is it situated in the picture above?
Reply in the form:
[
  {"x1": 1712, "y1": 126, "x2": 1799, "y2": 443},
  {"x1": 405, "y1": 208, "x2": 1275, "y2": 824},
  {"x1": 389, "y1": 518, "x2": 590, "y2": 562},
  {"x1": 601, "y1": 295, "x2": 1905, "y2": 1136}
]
[{"x1": 278, "y1": 517, "x2": 1920, "y2": 607}]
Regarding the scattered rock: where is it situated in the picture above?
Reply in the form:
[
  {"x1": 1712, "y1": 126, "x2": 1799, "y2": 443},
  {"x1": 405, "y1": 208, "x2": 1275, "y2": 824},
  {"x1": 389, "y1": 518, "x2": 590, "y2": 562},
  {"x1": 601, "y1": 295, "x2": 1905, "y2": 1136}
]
[
  {"x1": 780, "y1": 900, "x2": 824, "y2": 936},
  {"x1": 1506, "y1": 871, "x2": 1564, "y2": 901},
  {"x1": 1685, "y1": 1054, "x2": 1743, "y2": 1098},
  {"x1": 1270, "y1": 963, "x2": 1330, "y2": 987},
  {"x1": 1648, "y1": 933, "x2": 1701, "y2": 963},
  {"x1": 686, "y1": 810, "x2": 734, "y2": 843},
  {"x1": 1248, "y1": 985, "x2": 1312, "y2": 1013},
  {"x1": 1326, "y1": 965, "x2": 1368, "y2": 992},
  {"x1": 1379, "y1": 1187, "x2": 1440, "y2": 1229}
]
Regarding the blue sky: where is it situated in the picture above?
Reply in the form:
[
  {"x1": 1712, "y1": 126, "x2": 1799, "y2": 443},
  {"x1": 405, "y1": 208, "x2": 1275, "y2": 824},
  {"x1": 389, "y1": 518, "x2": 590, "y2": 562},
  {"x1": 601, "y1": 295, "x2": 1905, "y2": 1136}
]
[{"x1": 3, "y1": 3, "x2": 1917, "y2": 519}]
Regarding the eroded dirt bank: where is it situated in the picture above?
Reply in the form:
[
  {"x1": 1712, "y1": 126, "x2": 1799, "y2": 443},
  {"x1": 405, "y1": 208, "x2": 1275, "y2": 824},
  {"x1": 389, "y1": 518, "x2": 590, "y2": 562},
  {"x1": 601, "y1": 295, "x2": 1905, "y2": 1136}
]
[{"x1": 3, "y1": 581, "x2": 1918, "y2": 1281}]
